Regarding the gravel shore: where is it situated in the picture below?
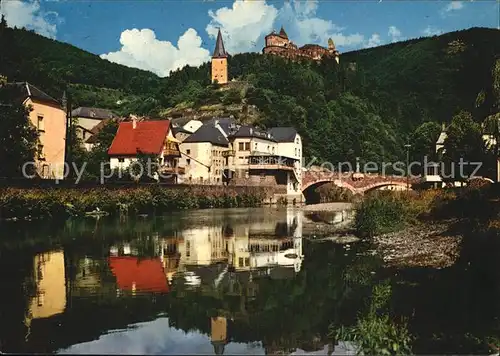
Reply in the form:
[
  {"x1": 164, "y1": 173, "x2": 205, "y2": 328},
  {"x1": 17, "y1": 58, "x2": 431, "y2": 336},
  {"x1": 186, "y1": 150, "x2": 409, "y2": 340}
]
[
  {"x1": 374, "y1": 221, "x2": 462, "y2": 268},
  {"x1": 302, "y1": 202, "x2": 354, "y2": 212}
]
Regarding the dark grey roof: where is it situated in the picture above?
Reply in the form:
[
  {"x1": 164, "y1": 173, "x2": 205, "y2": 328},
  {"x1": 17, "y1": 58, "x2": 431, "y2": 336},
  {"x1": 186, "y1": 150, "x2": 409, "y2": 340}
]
[
  {"x1": 11, "y1": 82, "x2": 60, "y2": 105},
  {"x1": 171, "y1": 117, "x2": 192, "y2": 127},
  {"x1": 183, "y1": 123, "x2": 229, "y2": 146},
  {"x1": 172, "y1": 125, "x2": 192, "y2": 135},
  {"x1": 268, "y1": 127, "x2": 298, "y2": 142},
  {"x1": 71, "y1": 107, "x2": 117, "y2": 120},
  {"x1": 229, "y1": 125, "x2": 276, "y2": 142},
  {"x1": 205, "y1": 117, "x2": 237, "y2": 135},
  {"x1": 213, "y1": 28, "x2": 228, "y2": 58}
]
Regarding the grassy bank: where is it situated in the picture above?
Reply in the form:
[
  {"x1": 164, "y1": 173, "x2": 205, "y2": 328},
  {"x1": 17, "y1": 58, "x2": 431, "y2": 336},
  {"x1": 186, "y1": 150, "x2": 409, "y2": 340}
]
[
  {"x1": 0, "y1": 185, "x2": 274, "y2": 220},
  {"x1": 354, "y1": 189, "x2": 456, "y2": 238}
]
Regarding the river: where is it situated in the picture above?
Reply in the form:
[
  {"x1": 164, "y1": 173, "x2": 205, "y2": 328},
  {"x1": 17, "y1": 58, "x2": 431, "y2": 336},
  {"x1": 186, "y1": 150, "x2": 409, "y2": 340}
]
[{"x1": 0, "y1": 206, "x2": 498, "y2": 354}]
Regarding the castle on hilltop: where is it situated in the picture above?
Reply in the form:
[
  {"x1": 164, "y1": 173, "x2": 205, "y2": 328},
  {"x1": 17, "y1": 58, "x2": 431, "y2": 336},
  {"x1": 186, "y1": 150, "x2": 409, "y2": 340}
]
[{"x1": 262, "y1": 26, "x2": 340, "y2": 64}]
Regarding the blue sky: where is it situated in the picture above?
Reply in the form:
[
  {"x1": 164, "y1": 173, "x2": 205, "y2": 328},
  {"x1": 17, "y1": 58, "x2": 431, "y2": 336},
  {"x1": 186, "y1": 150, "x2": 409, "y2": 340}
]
[{"x1": 0, "y1": 0, "x2": 498, "y2": 77}]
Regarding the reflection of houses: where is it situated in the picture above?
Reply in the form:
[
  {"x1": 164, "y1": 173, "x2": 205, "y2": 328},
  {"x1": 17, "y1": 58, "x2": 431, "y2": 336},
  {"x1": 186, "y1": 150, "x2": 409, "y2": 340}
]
[
  {"x1": 108, "y1": 256, "x2": 169, "y2": 293},
  {"x1": 178, "y1": 226, "x2": 228, "y2": 266},
  {"x1": 29, "y1": 251, "x2": 66, "y2": 319},
  {"x1": 211, "y1": 316, "x2": 228, "y2": 355}
]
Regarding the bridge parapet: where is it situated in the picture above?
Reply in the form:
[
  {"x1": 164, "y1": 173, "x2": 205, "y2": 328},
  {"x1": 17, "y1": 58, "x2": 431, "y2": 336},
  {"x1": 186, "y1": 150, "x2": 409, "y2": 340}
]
[{"x1": 301, "y1": 170, "x2": 420, "y2": 194}]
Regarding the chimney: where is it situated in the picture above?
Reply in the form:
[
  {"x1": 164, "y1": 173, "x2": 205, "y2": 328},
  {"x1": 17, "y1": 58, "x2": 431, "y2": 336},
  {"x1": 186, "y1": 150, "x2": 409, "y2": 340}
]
[
  {"x1": 132, "y1": 116, "x2": 137, "y2": 129},
  {"x1": 249, "y1": 128, "x2": 253, "y2": 135}
]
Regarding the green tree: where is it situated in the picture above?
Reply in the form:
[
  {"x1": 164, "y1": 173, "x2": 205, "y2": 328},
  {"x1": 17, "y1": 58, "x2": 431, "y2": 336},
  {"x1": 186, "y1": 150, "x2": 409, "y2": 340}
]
[
  {"x1": 0, "y1": 83, "x2": 39, "y2": 177},
  {"x1": 443, "y1": 111, "x2": 486, "y2": 179},
  {"x1": 410, "y1": 121, "x2": 442, "y2": 174},
  {"x1": 83, "y1": 120, "x2": 119, "y2": 180}
]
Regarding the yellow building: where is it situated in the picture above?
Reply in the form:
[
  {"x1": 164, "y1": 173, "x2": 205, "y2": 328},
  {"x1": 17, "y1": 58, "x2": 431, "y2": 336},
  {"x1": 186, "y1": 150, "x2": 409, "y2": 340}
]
[
  {"x1": 211, "y1": 29, "x2": 228, "y2": 85},
  {"x1": 29, "y1": 250, "x2": 67, "y2": 319},
  {"x1": 15, "y1": 82, "x2": 67, "y2": 179}
]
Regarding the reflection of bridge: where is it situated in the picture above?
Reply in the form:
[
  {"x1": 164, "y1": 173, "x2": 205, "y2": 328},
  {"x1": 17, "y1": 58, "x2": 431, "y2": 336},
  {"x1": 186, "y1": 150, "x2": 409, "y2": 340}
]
[{"x1": 302, "y1": 170, "x2": 419, "y2": 195}]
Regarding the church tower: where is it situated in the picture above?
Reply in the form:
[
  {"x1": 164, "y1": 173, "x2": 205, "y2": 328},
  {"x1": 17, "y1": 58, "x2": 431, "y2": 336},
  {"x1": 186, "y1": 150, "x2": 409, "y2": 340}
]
[{"x1": 211, "y1": 28, "x2": 228, "y2": 85}]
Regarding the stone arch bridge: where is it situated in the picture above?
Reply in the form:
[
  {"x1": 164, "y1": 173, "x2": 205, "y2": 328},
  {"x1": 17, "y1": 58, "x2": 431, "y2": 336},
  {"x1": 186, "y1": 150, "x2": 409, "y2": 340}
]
[{"x1": 302, "y1": 170, "x2": 419, "y2": 195}]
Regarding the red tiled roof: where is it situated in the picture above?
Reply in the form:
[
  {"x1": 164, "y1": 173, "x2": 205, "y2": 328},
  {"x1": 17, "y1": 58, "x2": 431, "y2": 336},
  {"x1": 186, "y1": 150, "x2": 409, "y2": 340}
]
[
  {"x1": 108, "y1": 256, "x2": 169, "y2": 293},
  {"x1": 108, "y1": 120, "x2": 170, "y2": 156}
]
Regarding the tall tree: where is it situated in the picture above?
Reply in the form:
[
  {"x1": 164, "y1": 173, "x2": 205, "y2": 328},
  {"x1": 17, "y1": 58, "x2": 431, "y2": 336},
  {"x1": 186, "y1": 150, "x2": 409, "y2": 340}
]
[
  {"x1": 0, "y1": 82, "x2": 39, "y2": 178},
  {"x1": 410, "y1": 121, "x2": 442, "y2": 166},
  {"x1": 443, "y1": 111, "x2": 486, "y2": 179}
]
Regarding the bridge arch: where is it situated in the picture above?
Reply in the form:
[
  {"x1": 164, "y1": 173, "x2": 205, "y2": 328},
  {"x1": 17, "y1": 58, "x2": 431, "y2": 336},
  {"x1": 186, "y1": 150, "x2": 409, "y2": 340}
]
[
  {"x1": 302, "y1": 179, "x2": 357, "y2": 194},
  {"x1": 301, "y1": 179, "x2": 357, "y2": 204},
  {"x1": 362, "y1": 181, "x2": 410, "y2": 194}
]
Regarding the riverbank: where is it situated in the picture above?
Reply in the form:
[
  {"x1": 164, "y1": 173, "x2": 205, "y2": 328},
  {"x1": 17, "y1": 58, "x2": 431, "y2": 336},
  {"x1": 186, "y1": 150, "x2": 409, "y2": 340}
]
[
  {"x1": 302, "y1": 198, "x2": 464, "y2": 269},
  {"x1": 0, "y1": 185, "x2": 277, "y2": 220}
]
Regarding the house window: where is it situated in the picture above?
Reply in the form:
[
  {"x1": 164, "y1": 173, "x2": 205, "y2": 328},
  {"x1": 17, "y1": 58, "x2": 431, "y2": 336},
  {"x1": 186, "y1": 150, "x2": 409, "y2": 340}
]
[
  {"x1": 245, "y1": 257, "x2": 250, "y2": 266},
  {"x1": 295, "y1": 148, "x2": 297, "y2": 156},
  {"x1": 254, "y1": 142, "x2": 258, "y2": 150},
  {"x1": 244, "y1": 142, "x2": 250, "y2": 151},
  {"x1": 118, "y1": 158, "x2": 125, "y2": 163},
  {"x1": 298, "y1": 149, "x2": 301, "y2": 156},
  {"x1": 267, "y1": 145, "x2": 270, "y2": 152},
  {"x1": 186, "y1": 159, "x2": 191, "y2": 165},
  {"x1": 37, "y1": 145, "x2": 44, "y2": 160},
  {"x1": 238, "y1": 142, "x2": 244, "y2": 151},
  {"x1": 272, "y1": 147, "x2": 275, "y2": 154},
  {"x1": 239, "y1": 257, "x2": 244, "y2": 267},
  {"x1": 37, "y1": 115, "x2": 44, "y2": 131},
  {"x1": 296, "y1": 137, "x2": 299, "y2": 144}
]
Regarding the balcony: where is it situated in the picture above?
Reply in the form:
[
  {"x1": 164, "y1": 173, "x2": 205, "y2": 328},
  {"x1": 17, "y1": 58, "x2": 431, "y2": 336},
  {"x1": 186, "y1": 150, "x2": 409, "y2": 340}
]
[
  {"x1": 163, "y1": 148, "x2": 181, "y2": 157},
  {"x1": 248, "y1": 155, "x2": 295, "y2": 171},
  {"x1": 161, "y1": 166, "x2": 185, "y2": 175},
  {"x1": 222, "y1": 150, "x2": 235, "y2": 157}
]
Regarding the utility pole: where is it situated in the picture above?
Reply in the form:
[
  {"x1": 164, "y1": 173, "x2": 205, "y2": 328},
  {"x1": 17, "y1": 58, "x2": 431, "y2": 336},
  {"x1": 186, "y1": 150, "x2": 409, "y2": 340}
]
[{"x1": 404, "y1": 138, "x2": 411, "y2": 192}]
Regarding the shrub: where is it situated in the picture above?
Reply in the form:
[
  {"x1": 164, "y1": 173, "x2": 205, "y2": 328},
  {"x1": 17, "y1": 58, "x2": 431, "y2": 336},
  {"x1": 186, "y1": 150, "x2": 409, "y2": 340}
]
[
  {"x1": 331, "y1": 281, "x2": 413, "y2": 356},
  {"x1": 0, "y1": 185, "x2": 274, "y2": 220},
  {"x1": 354, "y1": 193, "x2": 407, "y2": 238}
]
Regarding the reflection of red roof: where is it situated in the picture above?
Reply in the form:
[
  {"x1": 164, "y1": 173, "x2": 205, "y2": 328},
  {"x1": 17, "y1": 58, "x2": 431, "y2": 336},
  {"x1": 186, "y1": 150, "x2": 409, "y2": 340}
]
[
  {"x1": 108, "y1": 256, "x2": 169, "y2": 293},
  {"x1": 108, "y1": 120, "x2": 170, "y2": 156}
]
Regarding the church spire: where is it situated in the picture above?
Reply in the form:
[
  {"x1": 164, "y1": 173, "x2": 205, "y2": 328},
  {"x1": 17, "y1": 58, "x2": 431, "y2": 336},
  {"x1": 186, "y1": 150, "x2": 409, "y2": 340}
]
[{"x1": 212, "y1": 28, "x2": 228, "y2": 58}]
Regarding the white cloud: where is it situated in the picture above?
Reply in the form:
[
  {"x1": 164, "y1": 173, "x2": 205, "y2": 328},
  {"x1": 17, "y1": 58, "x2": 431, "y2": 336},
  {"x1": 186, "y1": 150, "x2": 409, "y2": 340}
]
[
  {"x1": 444, "y1": 1, "x2": 464, "y2": 12},
  {"x1": 278, "y1": 0, "x2": 364, "y2": 49},
  {"x1": 206, "y1": 0, "x2": 279, "y2": 54},
  {"x1": 388, "y1": 25, "x2": 402, "y2": 42},
  {"x1": 365, "y1": 33, "x2": 382, "y2": 48},
  {"x1": 422, "y1": 26, "x2": 443, "y2": 37},
  {"x1": 100, "y1": 28, "x2": 210, "y2": 77},
  {"x1": 0, "y1": 0, "x2": 59, "y2": 38}
]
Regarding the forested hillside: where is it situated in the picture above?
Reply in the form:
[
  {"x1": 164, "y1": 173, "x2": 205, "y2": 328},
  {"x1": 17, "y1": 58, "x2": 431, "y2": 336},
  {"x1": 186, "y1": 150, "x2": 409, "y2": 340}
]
[{"x1": 1, "y1": 20, "x2": 499, "y2": 165}]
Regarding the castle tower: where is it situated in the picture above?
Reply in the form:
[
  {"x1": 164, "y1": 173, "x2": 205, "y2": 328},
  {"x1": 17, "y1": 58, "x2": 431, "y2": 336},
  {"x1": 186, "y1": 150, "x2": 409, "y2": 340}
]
[
  {"x1": 211, "y1": 28, "x2": 229, "y2": 85},
  {"x1": 328, "y1": 38, "x2": 340, "y2": 64}
]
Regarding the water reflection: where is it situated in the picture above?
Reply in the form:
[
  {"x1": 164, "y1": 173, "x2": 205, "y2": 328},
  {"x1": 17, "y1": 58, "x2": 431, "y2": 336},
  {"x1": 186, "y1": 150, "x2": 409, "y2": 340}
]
[
  {"x1": 5, "y1": 207, "x2": 353, "y2": 354},
  {"x1": 30, "y1": 251, "x2": 66, "y2": 319}
]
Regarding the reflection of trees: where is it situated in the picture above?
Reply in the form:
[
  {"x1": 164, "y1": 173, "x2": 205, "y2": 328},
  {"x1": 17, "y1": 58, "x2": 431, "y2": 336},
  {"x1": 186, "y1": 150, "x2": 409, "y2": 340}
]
[{"x1": 166, "y1": 241, "x2": 381, "y2": 353}]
